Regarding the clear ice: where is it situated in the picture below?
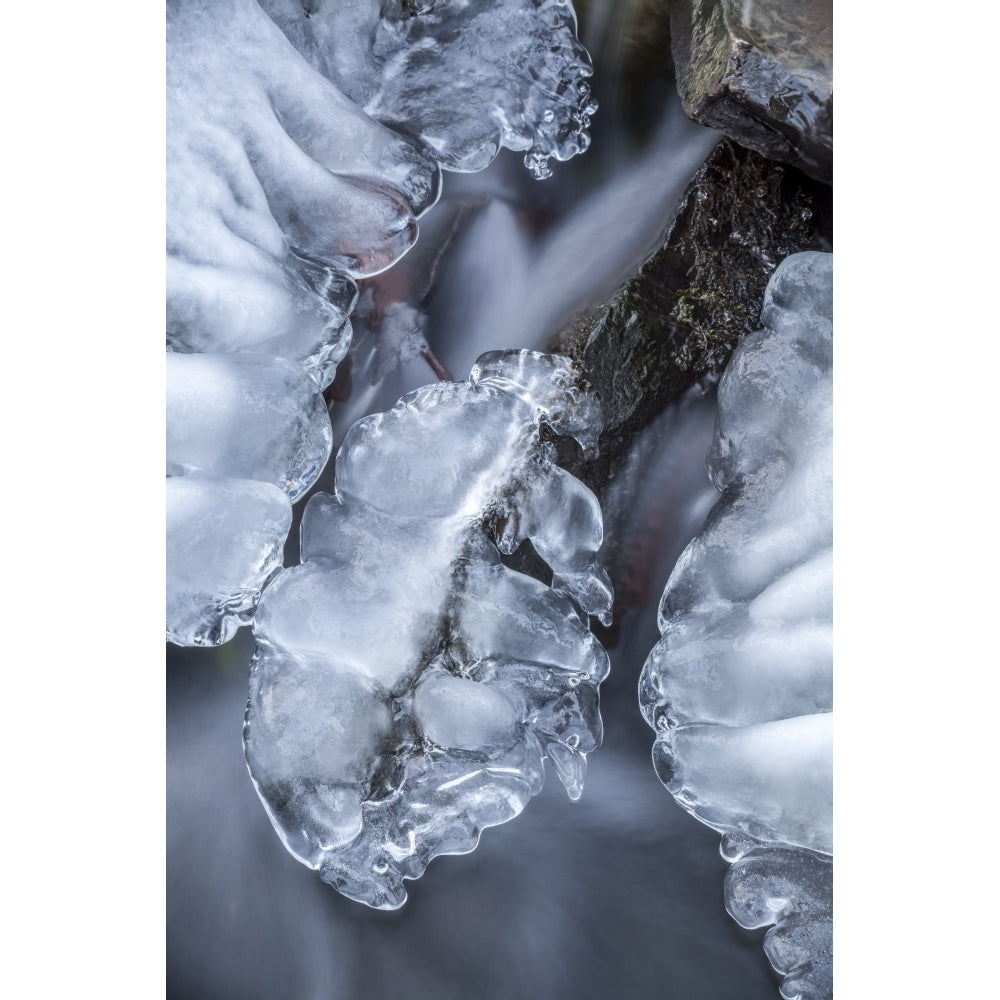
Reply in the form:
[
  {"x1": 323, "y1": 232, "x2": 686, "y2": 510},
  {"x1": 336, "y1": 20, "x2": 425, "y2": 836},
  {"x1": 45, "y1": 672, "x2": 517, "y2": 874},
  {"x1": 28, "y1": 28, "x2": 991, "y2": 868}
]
[
  {"x1": 638, "y1": 252, "x2": 833, "y2": 999},
  {"x1": 262, "y1": 0, "x2": 598, "y2": 179},
  {"x1": 723, "y1": 835, "x2": 832, "y2": 1000},
  {"x1": 244, "y1": 350, "x2": 612, "y2": 908}
]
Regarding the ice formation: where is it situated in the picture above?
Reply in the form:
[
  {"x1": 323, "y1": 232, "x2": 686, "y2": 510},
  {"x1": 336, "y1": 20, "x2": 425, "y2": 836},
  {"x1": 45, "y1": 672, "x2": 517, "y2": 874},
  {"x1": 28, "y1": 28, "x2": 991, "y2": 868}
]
[
  {"x1": 262, "y1": 0, "x2": 598, "y2": 179},
  {"x1": 166, "y1": 477, "x2": 291, "y2": 646},
  {"x1": 166, "y1": 353, "x2": 333, "y2": 502},
  {"x1": 164, "y1": 337, "x2": 335, "y2": 646},
  {"x1": 166, "y1": 0, "x2": 443, "y2": 377},
  {"x1": 164, "y1": 351, "x2": 334, "y2": 644},
  {"x1": 244, "y1": 350, "x2": 612, "y2": 908},
  {"x1": 165, "y1": 0, "x2": 446, "y2": 644},
  {"x1": 723, "y1": 835, "x2": 832, "y2": 1000},
  {"x1": 165, "y1": 0, "x2": 602, "y2": 645},
  {"x1": 639, "y1": 252, "x2": 833, "y2": 999}
]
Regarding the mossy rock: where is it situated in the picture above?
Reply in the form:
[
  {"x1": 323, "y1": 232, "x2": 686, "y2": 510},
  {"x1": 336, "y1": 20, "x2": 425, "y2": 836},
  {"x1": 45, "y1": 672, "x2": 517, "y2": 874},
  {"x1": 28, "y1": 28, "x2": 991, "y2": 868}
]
[
  {"x1": 670, "y1": 0, "x2": 833, "y2": 184},
  {"x1": 551, "y1": 138, "x2": 831, "y2": 490}
]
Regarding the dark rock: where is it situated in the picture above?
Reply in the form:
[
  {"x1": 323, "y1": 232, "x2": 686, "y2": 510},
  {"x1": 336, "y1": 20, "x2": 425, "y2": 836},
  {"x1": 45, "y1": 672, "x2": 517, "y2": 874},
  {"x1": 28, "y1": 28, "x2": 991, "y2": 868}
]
[
  {"x1": 549, "y1": 138, "x2": 832, "y2": 489},
  {"x1": 670, "y1": 0, "x2": 832, "y2": 184}
]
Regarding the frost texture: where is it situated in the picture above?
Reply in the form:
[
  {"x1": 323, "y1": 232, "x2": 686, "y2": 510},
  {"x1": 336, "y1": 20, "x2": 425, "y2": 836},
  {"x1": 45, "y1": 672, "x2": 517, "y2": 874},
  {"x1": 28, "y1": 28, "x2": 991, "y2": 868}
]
[
  {"x1": 639, "y1": 252, "x2": 833, "y2": 998},
  {"x1": 245, "y1": 350, "x2": 612, "y2": 908},
  {"x1": 263, "y1": 0, "x2": 597, "y2": 179}
]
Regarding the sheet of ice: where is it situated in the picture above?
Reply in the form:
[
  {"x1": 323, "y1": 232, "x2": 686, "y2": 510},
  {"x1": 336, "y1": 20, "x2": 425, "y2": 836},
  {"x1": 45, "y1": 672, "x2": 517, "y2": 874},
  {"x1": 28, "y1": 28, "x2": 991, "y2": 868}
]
[
  {"x1": 245, "y1": 350, "x2": 612, "y2": 908},
  {"x1": 166, "y1": 353, "x2": 332, "y2": 503},
  {"x1": 262, "y1": 0, "x2": 597, "y2": 179},
  {"x1": 638, "y1": 252, "x2": 833, "y2": 997},
  {"x1": 167, "y1": 477, "x2": 292, "y2": 647}
]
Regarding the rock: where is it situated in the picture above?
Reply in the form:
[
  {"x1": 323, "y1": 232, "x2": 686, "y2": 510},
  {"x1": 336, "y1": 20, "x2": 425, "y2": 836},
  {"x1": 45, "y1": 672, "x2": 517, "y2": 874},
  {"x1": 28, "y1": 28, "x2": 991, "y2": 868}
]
[
  {"x1": 670, "y1": 0, "x2": 832, "y2": 184},
  {"x1": 549, "y1": 139, "x2": 831, "y2": 488}
]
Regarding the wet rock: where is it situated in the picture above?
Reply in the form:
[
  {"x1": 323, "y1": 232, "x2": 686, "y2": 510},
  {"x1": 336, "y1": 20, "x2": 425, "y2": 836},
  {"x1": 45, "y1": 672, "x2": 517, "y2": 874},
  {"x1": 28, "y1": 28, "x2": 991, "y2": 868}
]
[
  {"x1": 549, "y1": 139, "x2": 831, "y2": 488},
  {"x1": 670, "y1": 0, "x2": 832, "y2": 184}
]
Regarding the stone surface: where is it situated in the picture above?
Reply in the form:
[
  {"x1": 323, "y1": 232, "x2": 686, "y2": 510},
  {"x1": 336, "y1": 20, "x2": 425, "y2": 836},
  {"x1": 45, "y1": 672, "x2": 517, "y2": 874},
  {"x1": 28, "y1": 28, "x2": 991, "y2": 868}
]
[
  {"x1": 549, "y1": 138, "x2": 831, "y2": 489},
  {"x1": 670, "y1": 0, "x2": 832, "y2": 183}
]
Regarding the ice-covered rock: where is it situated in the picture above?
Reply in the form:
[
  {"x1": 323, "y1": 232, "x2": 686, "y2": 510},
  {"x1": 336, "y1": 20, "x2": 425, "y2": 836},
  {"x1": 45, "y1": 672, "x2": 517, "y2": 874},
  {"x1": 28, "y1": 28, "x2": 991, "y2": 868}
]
[
  {"x1": 262, "y1": 0, "x2": 597, "y2": 179},
  {"x1": 639, "y1": 252, "x2": 832, "y2": 997},
  {"x1": 550, "y1": 138, "x2": 831, "y2": 488},
  {"x1": 245, "y1": 350, "x2": 612, "y2": 908}
]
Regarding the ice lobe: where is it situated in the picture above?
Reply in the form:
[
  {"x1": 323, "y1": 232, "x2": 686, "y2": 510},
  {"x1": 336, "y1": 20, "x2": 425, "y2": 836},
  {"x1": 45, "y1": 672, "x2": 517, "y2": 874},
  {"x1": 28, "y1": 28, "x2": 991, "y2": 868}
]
[
  {"x1": 166, "y1": 254, "x2": 356, "y2": 392},
  {"x1": 639, "y1": 252, "x2": 832, "y2": 997},
  {"x1": 245, "y1": 350, "x2": 612, "y2": 908},
  {"x1": 166, "y1": 477, "x2": 291, "y2": 646},
  {"x1": 167, "y1": 0, "x2": 444, "y2": 385},
  {"x1": 166, "y1": 353, "x2": 333, "y2": 503},
  {"x1": 164, "y1": 348, "x2": 334, "y2": 647},
  {"x1": 263, "y1": 0, "x2": 597, "y2": 179}
]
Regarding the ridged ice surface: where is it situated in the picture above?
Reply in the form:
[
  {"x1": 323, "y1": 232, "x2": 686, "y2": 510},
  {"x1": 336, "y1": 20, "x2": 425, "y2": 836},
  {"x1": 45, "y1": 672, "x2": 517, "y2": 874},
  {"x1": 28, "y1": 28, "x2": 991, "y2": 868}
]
[
  {"x1": 639, "y1": 252, "x2": 833, "y2": 998},
  {"x1": 263, "y1": 0, "x2": 597, "y2": 179},
  {"x1": 245, "y1": 350, "x2": 612, "y2": 908},
  {"x1": 166, "y1": 477, "x2": 292, "y2": 647}
]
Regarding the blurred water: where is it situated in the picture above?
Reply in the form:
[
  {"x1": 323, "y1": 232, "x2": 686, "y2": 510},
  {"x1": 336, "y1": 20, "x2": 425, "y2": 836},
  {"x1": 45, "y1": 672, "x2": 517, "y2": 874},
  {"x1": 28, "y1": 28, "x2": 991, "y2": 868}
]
[
  {"x1": 167, "y1": 638, "x2": 776, "y2": 1000},
  {"x1": 324, "y1": 74, "x2": 719, "y2": 456}
]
